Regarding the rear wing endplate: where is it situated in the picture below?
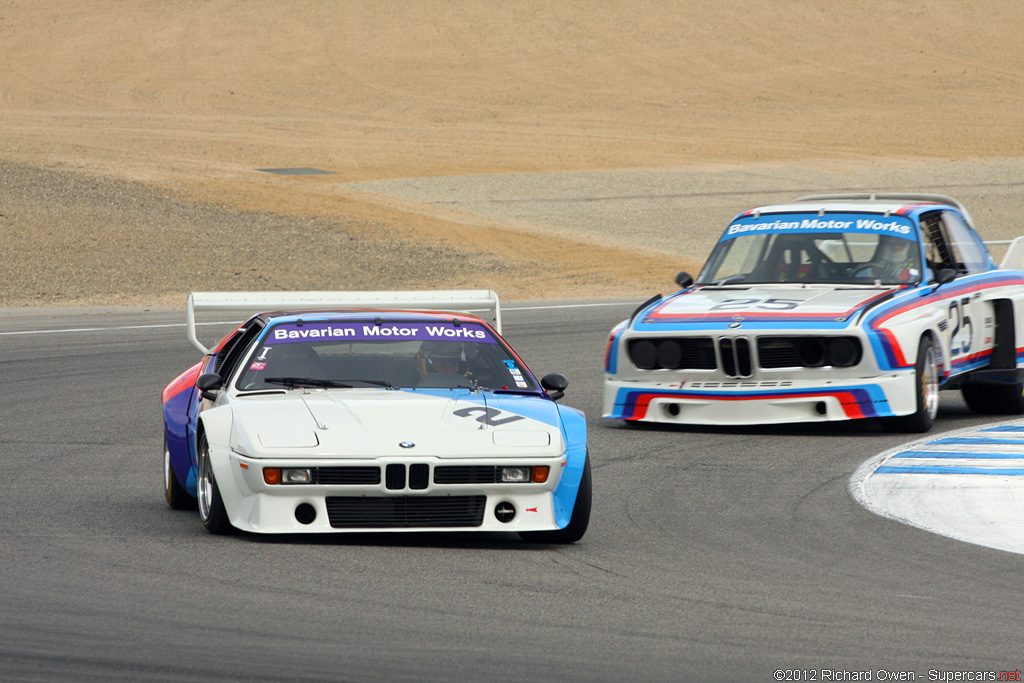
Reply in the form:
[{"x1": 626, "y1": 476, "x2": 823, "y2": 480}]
[{"x1": 186, "y1": 290, "x2": 502, "y2": 353}]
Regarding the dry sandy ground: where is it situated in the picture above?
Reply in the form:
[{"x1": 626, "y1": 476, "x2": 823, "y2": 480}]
[{"x1": 2, "y1": 1, "x2": 1024, "y2": 307}]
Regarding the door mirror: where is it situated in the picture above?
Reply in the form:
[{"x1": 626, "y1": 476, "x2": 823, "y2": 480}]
[
  {"x1": 675, "y1": 271, "x2": 693, "y2": 288},
  {"x1": 540, "y1": 372, "x2": 569, "y2": 401},
  {"x1": 934, "y1": 268, "x2": 957, "y2": 287},
  {"x1": 196, "y1": 373, "x2": 224, "y2": 401}
]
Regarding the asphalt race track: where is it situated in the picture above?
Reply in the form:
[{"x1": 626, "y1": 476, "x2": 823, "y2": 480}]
[{"x1": 2, "y1": 302, "x2": 1023, "y2": 682}]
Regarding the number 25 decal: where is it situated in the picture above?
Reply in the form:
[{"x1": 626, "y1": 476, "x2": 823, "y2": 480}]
[
  {"x1": 948, "y1": 297, "x2": 973, "y2": 355},
  {"x1": 453, "y1": 406, "x2": 525, "y2": 426},
  {"x1": 710, "y1": 298, "x2": 801, "y2": 312}
]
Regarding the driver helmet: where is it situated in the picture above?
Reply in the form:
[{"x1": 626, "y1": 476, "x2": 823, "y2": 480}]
[
  {"x1": 417, "y1": 341, "x2": 464, "y2": 375},
  {"x1": 879, "y1": 235, "x2": 912, "y2": 264}
]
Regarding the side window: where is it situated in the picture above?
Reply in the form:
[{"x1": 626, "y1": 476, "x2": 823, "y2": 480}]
[
  {"x1": 920, "y1": 212, "x2": 955, "y2": 278},
  {"x1": 214, "y1": 320, "x2": 266, "y2": 382},
  {"x1": 940, "y1": 211, "x2": 993, "y2": 275}
]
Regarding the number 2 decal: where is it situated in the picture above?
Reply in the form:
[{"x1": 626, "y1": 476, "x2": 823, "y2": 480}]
[
  {"x1": 948, "y1": 297, "x2": 973, "y2": 356},
  {"x1": 710, "y1": 298, "x2": 802, "y2": 311},
  {"x1": 453, "y1": 406, "x2": 525, "y2": 426}
]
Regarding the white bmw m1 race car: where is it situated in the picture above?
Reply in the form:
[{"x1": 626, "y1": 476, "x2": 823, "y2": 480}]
[
  {"x1": 162, "y1": 290, "x2": 590, "y2": 542},
  {"x1": 604, "y1": 194, "x2": 1024, "y2": 432}
]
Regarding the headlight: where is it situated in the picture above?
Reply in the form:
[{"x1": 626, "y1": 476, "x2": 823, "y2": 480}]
[
  {"x1": 263, "y1": 468, "x2": 313, "y2": 485},
  {"x1": 500, "y1": 466, "x2": 530, "y2": 483},
  {"x1": 499, "y1": 466, "x2": 549, "y2": 483}
]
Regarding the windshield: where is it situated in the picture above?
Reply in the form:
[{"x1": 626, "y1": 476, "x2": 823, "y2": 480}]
[
  {"x1": 233, "y1": 319, "x2": 537, "y2": 392},
  {"x1": 697, "y1": 213, "x2": 923, "y2": 286}
]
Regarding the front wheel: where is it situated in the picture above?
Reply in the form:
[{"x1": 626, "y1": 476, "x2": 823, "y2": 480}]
[
  {"x1": 164, "y1": 435, "x2": 195, "y2": 510},
  {"x1": 197, "y1": 433, "x2": 233, "y2": 534},
  {"x1": 884, "y1": 336, "x2": 939, "y2": 433},
  {"x1": 519, "y1": 455, "x2": 591, "y2": 544}
]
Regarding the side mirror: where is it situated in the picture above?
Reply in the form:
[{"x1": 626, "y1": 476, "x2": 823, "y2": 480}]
[
  {"x1": 196, "y1": 373, "x2": 224, "y2": 401},
  {"x1": 540, "y1": 372, "x2": 569, "y2": 401},
  {"x1": 675, "y1": 271, "x2": 694, "y2": 289},
  {"x1": 934, "y1": 268, "x2": 957, "y2": 288}
]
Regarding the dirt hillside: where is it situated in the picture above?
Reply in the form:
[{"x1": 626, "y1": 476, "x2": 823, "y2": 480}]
[{"x1": 2, "y1": 1, "x2": 1023, "y2": 306}]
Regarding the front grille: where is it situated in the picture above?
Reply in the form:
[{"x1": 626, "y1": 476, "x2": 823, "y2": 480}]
[
  {"x1": 758, "y1": 336, "x2": 862, "y2": 369},
  {"x1": 719, "y1": 337, "x2": 752, "y2": 378},
  {"x1": 409, "y1": 463, "x2": 429, "y2": 490},
  {"x1": 325, "y1": 495, "x2": 487, "y2": 528},
  {"x1": 628, "y1": 337, "x2": 716, "y2": 370},
  {"x1": 385, "y1": 463, "x2": 405, "y2": 490},
  {"x1": 758, "y1": 337, "x2": 802, "y2": 368},
  {"x1": 434, "y1": 465, "x2": 501, "y2": 484},
  {"x1": 315, "y1": 466, "x2": 381, "y2": 485}
]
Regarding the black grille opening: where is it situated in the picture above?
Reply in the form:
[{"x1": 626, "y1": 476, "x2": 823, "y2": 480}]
[
  {"x1": 315, "y1": 466, "x2": 381, "y2": 485},
  {"x1": 719, "y1": 338, "x2": 736, "y2": 376},
  {"x1": 385, "y1": 464, "x2": 406, "y2": 490},
  {"x1": 325, "y1": 495, "x2": 487, "y2": 528},
  {"x1": 736, "y1": 338, "x2": 752, "y2": 376},
  {"x1": 409, "y1": 464, "x2": 429, "y2": 490},
  {"x1": 758, "y1": 337, "x2": 862, "y2": 369},
  {"x1": 718, "y1": 337, "x2": 753, "y2": 378},
  {"x1": 434, "y1": 466, "x2": 500, "y2": 484},
  {"x1": 628, "y1": 337, "x2": 715, "y2": 370},
  {"x1": 758, "y1": 338, "x2": 801, "y2": 368}
]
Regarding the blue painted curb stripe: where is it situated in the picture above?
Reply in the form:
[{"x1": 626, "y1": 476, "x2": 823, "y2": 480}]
[
  {"x1": 930, "y1": 437, "x2": 1024, "y2": 446},
  {"x1": 893, "y1": 450, "x2": 1024, "y2": 460},
  {"x1": 980, "y1": 426, "x2": 1024, "y2": 433},
  {"x1": 877, "y1": 465, "x2": 1024, "y2": 475}
]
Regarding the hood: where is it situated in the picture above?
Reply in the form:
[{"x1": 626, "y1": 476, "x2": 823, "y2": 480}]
[
  {"x1": 634, "y1": 284, "x2": 897, "y2": 330},
  {"x1": 227, "y1": 389, "x2": 564, "y2": 459}
]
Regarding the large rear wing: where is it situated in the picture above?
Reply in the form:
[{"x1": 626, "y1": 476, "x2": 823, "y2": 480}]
[
  {"x1": 186, "y1": 290, "x2": 502, "y2": 353},
  {"x1": 794, "y1": 193, "x2": 976, "y2": 230}
]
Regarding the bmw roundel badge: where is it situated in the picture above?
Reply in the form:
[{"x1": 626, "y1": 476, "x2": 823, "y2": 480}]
[{"x1": 399, "y1": 441, "x2": 415, "y2": 449}]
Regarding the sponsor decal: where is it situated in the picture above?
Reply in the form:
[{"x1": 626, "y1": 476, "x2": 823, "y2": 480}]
[
  {"x1": 452, "y1": 405, "x2": 526, "y2": 426},
  {"x1": 249, "y1": 361, "x2": 267, "y2": 371},
  {"x1": 266, "y1": 322, "x2": 499, "y2": 344},
  {"x1": 722, "y1": 213, "x2": 914, "y2": 240}
]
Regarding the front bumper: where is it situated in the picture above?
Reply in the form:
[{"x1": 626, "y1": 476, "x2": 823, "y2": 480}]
[
  {"x1": 211, "y1": 453, "x2": 574, "y2": 534},
  {"x1": 603, "y1": 372, "x2": 917, "y2": 426}
]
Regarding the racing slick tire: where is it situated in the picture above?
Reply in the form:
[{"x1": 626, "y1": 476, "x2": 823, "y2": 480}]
[
  {"x1": 962, "y1": 382, "x2": 1024, "y2": 415},
  {"x1": 519, "y1": 455, "x2": 591, "y2": 544},
  {"x1": 885, "y1": 336, "x2": 939, "y2": 433},
  {"x1": 197, "y1": 433, "x2": 233, "y2": 535},
  {"x1": 164, "y1": 435, "x2": 195, "y2": 510}
]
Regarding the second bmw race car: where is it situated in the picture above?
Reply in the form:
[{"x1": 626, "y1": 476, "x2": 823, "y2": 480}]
[
  {"x1": 162, "y1": 290, "x2": 590, "y2": 542},
  {"x1": 604, "y1": 194, "x2": 1024, "y2": 432}
]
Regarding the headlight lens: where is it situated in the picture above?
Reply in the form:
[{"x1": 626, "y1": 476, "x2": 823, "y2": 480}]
[
  {"x1": 282, "y1": 468, "x2": 312, "y2": 484},
  {"x1": 498, "y1": 466, "x2": 550, "y2": 483},
  {"x1": 500, "y1": 466, "x2": 530, "y2": 483},
  {"x1": 263, "y1": 467, "x2": 313, "y2": 485}
]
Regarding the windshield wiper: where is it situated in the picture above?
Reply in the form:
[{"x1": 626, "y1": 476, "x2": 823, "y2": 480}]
[
  {"x1": 264, "y1": 377, "x2": 354, "y2": 389},
  {"x1": 334, "y1": 378, "x2": 394, "y2": 389}
]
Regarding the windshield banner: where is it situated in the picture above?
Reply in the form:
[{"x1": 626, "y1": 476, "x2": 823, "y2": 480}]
[
  {"x1": 722, "y1": 212, "x2": 916, "y2": 241},
  {"x1": 264, "y1": 321, "x2": 499, "y2": 344}
]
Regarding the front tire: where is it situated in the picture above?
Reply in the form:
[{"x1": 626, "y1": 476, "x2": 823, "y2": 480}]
[
  {"x1": 197, "y1": 433, "x2": 232, "y2": 534},
  {"x1": 519, "y1": 455, "x2": 592, "y2": 544},
  {"x1": 885, "y1": 336, "x2": 939, "y2": 433},
  {"x1": 164, "y1": 435, "x2": 195, "y2": 510}
]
